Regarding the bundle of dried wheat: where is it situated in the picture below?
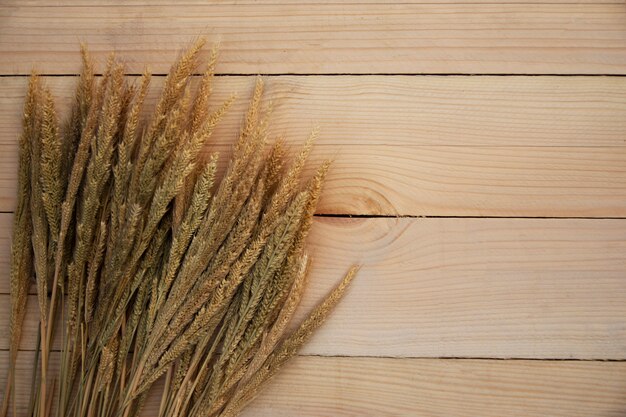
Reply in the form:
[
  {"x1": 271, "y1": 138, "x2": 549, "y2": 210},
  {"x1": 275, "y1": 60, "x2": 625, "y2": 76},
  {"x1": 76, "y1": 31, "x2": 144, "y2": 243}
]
[{"x1": 2, "y1": 39, "x2": 357, "y2": 417}]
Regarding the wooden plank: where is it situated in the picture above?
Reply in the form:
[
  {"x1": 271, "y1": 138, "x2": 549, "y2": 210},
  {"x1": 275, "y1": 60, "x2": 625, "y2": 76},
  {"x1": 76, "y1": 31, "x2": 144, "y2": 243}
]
[
  {"x1": 2, "y1": 78, "x2": 626, "y2": 216},
  {"x1": 5, "y1": 143, "x2": 626, "y2": 217},
  {"x1": 2, "y1": 352, "x2": 626, "y2": 416},
  {"x1": 4, "y1": 76, "x2": 626, "y2": 148},
  {"x1": 316, "y1": 145, "x2": 626, "y2": 217},
  {"x1": 1, "y1": 4, "x2": 626, "y2": 75},
  {"x1": 242, "y1": 358, "x2": 626, "y2": 417},
  {"x1": 6, "y1": 0, "x2": 626, "y2": 5},
  {"x1": 2, "y1": 216, "x2": 625, "y2": 359}
]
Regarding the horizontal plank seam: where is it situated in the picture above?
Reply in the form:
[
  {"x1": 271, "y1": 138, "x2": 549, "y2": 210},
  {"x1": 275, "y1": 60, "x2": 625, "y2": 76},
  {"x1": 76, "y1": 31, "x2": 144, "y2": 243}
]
[
  {"x1": 1, "y1": 211, "x2": 626, "y2": 220},
  {"x1": 297, "y1": 354, "x2": 626, "y2": 362},
  {"x1": 3, "y1": 73, "x2": 626, "y2": 78},
  {"x1": 300, "y1": 355, "x2": 626, "y2": 362},
  {"x1": 3, "y1": 349, "x2": 626, "y2": 361},
  {"x1": 315, "y1": 214, "x2": 626, "y2": 220},
  {"x1": 5, "y1": 2, "x2": 623, "y2": 8},
  {"x1": 3, "y1": 143, "x2": 625, "y2": 150},
  {"x1": 5, "y1": 144, "x2": 626, "y2": 149}
]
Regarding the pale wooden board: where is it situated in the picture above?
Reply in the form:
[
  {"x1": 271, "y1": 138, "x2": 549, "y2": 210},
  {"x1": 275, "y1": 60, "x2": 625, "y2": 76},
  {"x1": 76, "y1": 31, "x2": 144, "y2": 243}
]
[
  {"x1": 5, "y1": 144, "x2": 626, "y2": 217},
  {"x1": 5, "y1": 76, "x2": 626, "y2": 148},
  {"x1": 6, "y1": 0, "x2": 626, "y2": 5},
  {"x1": 2, "y1": 5, "x2": 626, "y2": 75},
  {"x1": 2, "y1": 215, "x2": 625, "y2": 359},
  {"x1": 2, "y1": 352, "x2": 626, "y2": 417},
  {"x1": 2, "y1": 78, "x2": 626, "y2": 216},
  {"x1": 241, "y1": 358, "x2": 626, "y2": 417},
  {"x1": 0, "y1": 3, "x2": 623, "y2": 416}
]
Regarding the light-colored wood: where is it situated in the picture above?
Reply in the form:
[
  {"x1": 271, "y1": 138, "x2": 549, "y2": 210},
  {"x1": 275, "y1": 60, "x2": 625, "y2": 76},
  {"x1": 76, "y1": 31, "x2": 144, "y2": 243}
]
[
  {"x1": 242, "y1": 358, "x2": 626, "y2": 417},
  {"x1": 5, "y1": 144, "x2": 626, "y2": 216},
  {"x1": 3, "y1": 76, "x2": 625, "y2": 216},
  {"x1": 2, "y1": 4, "x2": 626, "y2": 75},
  {"x1": 6, "y1": 0, "x2": 625, "y2": 5},
  {"x1": 4, "y1": 77, "x2": 626, "y2": 217},
  {"x1": 316, "y1": 145, "x2": 626, "y2": 217},
  {"x1": 0, "y1": 214, "x2": 7, "y2": 284},
  {"x1": 3, "y1": 215, "x2": 625, "y2": 359},
  {"x1": 4, "y1": 76, "x2": 626, "y2": 148},
  {"x1": 1, "y1": 2, "x2": 624, "y2": 416},
  {"x1": 2, "y1": 352, "x2": 626, "y2": 417},
  {"x1": 3, "y1": 78, "x2": 626, "y2": 216}
]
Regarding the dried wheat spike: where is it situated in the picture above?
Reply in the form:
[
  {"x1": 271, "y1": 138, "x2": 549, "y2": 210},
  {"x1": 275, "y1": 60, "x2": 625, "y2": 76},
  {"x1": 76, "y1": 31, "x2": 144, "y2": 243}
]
[{"x1": 2, "y1": 38, "x2": 358, "y2": 417}]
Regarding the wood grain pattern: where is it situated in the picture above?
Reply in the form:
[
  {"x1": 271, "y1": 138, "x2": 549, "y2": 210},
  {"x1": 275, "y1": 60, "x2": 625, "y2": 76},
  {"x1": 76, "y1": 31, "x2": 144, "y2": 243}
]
[
  {"x1": 1, "y1": 4, "x2": 626, "y2": 75},
  {"x1": 4, "y1": 76, "x2": 626, "y2": 148},
  {"x1": 1, "y1": 77, "x2": 625, "y2": 216},
  {"x1": 5, "y1": 144, "x2": 626, "y2": 217},
  {"x1": 2, "y1": 215, "x2": 625, "y2": 359},
  {"x1": 1, "y1": 2, "x2": 625, "y2": 415},
  {"x1": 314, "y1": 145, "x2": 626, "y2": 217},
  {"x1": 7, "y1": 0, "x2": 626, "y2": 5},
  {"x1": 239, "y1": 358, "x2": 626, "y2": 417},
  {"x1": 2, "y1": 352, "x2": 626, "y2": 417}
]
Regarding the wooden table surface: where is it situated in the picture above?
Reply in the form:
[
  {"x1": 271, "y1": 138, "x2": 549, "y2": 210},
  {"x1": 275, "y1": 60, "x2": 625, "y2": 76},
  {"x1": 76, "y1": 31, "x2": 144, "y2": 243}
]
[{"x1": 1, "y1": 1, "x2": 626, "y2": 416}]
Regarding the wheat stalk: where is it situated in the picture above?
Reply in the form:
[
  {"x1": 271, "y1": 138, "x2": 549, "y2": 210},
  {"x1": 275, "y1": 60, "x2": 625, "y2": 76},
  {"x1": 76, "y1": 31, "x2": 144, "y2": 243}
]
[{"x1": 2, "y1": 39, "x2": 357, "y2": 417}]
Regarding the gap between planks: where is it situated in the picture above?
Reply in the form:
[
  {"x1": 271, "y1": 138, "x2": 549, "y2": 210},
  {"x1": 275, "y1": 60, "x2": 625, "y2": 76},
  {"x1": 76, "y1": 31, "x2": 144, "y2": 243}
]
[
  {"x1": 4, "y1": 349, "x2": 626, "y2": 362},
  {"x1": 6, "y1": 1, "x2": 626, "y2": 6},
  {"x1": 6, "y1": 73, "x2": 626, "y2": 77}
]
